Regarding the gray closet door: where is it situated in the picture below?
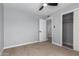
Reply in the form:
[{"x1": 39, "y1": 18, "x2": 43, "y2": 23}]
[
  {"x1": 63, "y1": 12, "x2": 73, "y2": 48},
  {"x1": 63, "y1": 23, "x2": 73, "y2": 45}
]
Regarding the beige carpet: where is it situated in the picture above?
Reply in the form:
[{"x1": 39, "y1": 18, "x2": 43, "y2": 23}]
[{"x1": 2, "y1": 41, "x2": 79, "y2": 56}]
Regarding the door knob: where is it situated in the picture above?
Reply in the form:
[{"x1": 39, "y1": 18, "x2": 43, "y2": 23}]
[{"x1": 39, "y1": 31, "x2": 42, "y2": 32}]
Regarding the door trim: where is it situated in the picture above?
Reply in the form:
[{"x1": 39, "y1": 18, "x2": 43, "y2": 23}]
[{"x1": 46, "y1": 17, "x2": 54, "y2": 44}]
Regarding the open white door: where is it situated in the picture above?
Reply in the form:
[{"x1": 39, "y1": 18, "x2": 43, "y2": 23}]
[{"x1": 39, "y1": 19, "x2": 46, "y2": 42}]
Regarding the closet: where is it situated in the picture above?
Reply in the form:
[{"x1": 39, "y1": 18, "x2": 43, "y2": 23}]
[{"x1": 63, "y1": 12, "x2": 73, "y2": 49}]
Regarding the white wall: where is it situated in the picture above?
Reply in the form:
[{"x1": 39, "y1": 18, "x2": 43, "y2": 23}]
[
  {"x1": 74, "y1": 9, "x2": 79, "y2": 51},
  {"x1": 4, "y1": 4, "x2": 39, "y2": 48},
  {"x1": 49, "y1": 3, "x2": 79, "y2": 45},
  {"x1": 0, "y1": 4, "x2": 4, "y2": 55}
]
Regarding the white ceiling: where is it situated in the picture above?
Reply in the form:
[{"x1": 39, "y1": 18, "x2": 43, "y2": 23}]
[{"x1": 4, "y1": 3, "x2": 72, "y2": 18}]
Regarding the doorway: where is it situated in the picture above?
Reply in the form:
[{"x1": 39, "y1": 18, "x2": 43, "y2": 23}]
[
  {"x1": 39, "y1": 18, "x2": 52, "y2": 43},
  {"x1": 46, "y1": 19, "x2": 52, "y2": 43},
  {"x1": 62, "y1": 12, "x2": 73, "y2": 49}
]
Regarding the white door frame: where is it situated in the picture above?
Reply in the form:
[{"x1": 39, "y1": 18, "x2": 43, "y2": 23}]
[
  {"x1": 46, "y1": 17, "x2": 53, "y2": 43},
  {"x1": 60, "y1": 8, "x2": 79, "y2": 47}
]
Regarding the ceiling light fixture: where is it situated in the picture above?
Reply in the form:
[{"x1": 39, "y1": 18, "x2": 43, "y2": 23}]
[{"x1": 43, "y1": 3, "x2": 47, "y2": 6}]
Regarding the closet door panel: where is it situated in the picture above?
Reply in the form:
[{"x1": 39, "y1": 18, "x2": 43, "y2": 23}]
[{"x1": 63, "y1": 23, "x2": 73, "y2": 45}]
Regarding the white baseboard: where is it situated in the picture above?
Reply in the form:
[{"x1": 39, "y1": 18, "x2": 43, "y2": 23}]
[
  {"x1": 4, "y1": 41, "x2": 39, "y2": 49},
  {"x1": 52, "y1": 41, "x2": 62, "y2": 46}
]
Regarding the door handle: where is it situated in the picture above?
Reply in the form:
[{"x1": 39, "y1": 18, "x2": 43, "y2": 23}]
[{"x1": 39, "y1": 31, "x2": 42, "y2": 32}]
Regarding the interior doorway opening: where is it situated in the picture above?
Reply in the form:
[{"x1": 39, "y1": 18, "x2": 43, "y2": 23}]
[
  {"x1": 46, "y1": 19, "x2": 52, "y2": 43},
  {"x1": 62, "y1": 12, "x2": 73, "y2": 49}
]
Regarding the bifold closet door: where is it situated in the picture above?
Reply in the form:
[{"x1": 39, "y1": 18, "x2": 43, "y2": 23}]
[{"x1": 63, "y1": 12, "x2": 73, "y2": 48}]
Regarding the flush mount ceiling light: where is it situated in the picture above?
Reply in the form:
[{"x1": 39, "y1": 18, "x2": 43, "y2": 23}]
[
  {"x1": 43, "y1": 3, "x2": 47, "y2": 6},
  {"x1": 39, "y1": 3, "x2": 58, "y2": 11}
]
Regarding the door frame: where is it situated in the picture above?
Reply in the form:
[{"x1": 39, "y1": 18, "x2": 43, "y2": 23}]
[
  {"x1": 46, "y1": 17, "x2": 53, "y2": 43},
  {"x1": 39, "y1": 17, "x2": 53, "y2": 43},
  {"x1": 46, "y1": 19, "x2": 53, "y2": 42},
  {"x1": 60, "y1": 8, "x2": 79, "y2": 47},
  {"x1": 62, "y1": 12, "x2": 73, "y2": 49}
]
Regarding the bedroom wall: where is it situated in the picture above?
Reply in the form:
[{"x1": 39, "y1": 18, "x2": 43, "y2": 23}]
[{"x1": 4, "y1": 4, "x2": 39, "y2": 48}]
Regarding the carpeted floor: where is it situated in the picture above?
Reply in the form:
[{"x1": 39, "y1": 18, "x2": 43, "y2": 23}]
[{"x1": 2, "y1": 41, "x2": 79, "y2": 56}]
